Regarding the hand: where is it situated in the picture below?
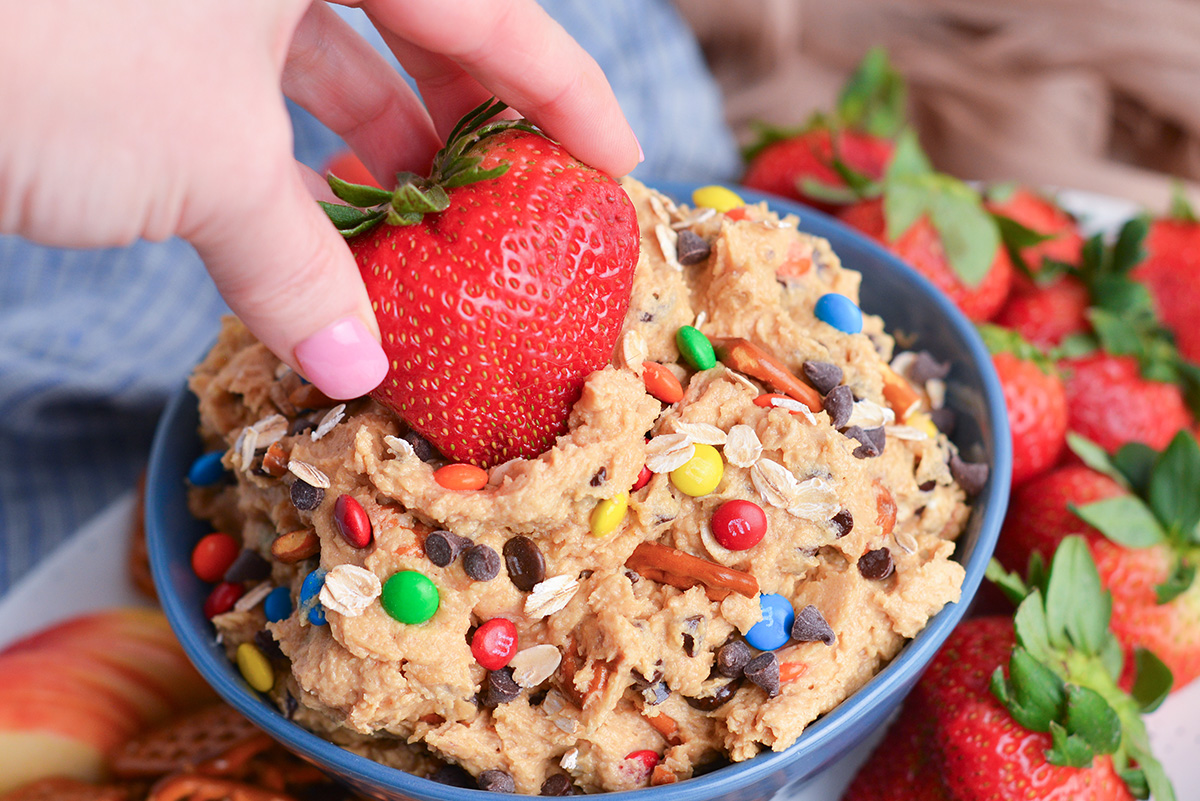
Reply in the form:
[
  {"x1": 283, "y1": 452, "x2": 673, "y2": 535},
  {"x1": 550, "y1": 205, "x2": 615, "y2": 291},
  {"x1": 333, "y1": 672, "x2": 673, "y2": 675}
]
[{"x1": 0, "y1": 0, "x2": 640, "y2": 399}]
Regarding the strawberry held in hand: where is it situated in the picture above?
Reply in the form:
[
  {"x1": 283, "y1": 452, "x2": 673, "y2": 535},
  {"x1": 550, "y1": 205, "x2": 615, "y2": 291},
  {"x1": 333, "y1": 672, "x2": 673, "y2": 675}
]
[{"x1": 323, "y1": 100, "x2": 639, "y2": 467}]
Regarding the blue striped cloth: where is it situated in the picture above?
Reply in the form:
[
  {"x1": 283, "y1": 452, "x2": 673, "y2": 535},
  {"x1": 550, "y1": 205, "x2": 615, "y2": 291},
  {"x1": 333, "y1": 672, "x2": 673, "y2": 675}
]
[{"x1": 0, "y1": 1, "x2": 739, "y2": 594}]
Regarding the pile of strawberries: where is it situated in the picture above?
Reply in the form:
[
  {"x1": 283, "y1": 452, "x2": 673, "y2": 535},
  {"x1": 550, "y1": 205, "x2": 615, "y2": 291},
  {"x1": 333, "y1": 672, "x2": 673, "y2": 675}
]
[{"x1": 743, "y1": 49, "x2": 1200, "y2": 800}]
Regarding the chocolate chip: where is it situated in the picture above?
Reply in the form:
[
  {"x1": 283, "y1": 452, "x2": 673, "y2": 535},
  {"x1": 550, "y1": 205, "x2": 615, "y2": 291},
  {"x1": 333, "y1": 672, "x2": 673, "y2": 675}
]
[
  {"x1": 743, "y1": 652, "x2": 780, "y2": 698},
  {"x1": 402, "y1": 429, "x2": 442, "y2": 463},
  {"x1": 590, "y1": 466, "x2": 607, "y2": 487},
  {"x1": 949, "y1": 454, "x2": 989, "y2": 496},
  {"x1": 290, "y1": 479, "x2": 324, "y2": 511},
  {"x1": 910, "y1": 351, "x2": 951, "y2": 384},
  {"x1": 858, "y1": 547, "x2": 895, "y2": 580},
  {"x1": 830, "y1": 509, "x2": 854, "y2": 538},
  {"x1": 676, "y1": 229, "x2": 712, "y2": 265},
  {"x1": 631, "y1": 667, "x2": 663, "y2": 687},
  {"x1": 503, "y1": 536, "x2": 546, "y2": 592},
  {"x1": 253, "y1": 629, "x2": 285, "y2": 661},
  {"x1": 716, "y1": 639, "x2": 751, "y2": 678},
  {"x1": 288, "y1": 415, "x2": 316, "y2": 436},
  {"x1": 638, "y1": 311, "x2": 655, "y2": 323},
  {"x1": 802, "y1": 361, "x2": 843, "y2": 395},
  {"x1": 918, "y1": 480, "x2": 937, "y2": 492},
  {"x1": 641, "y1": 681, "x2": 670, "y2": 705},
  {"x1": 791, "y1": 604, "x2": 836, "y2": 645},
  {"x1": 824, "y1": 385, "x2": 854, "y2": 429},
  {"x1": 929, "y1": 406, "x2": 957, "y2": 436},
  {"x1": 540, "y1": 774, "x2": 575, "y2": 796},
  {"x1": 486, "y1": 667, "x2": 521, "y2": 706},
  {"x1": 686, "y1": 679, "x2": 740, "y2": 711},
  {"x1": 283, "y1": 690, "x2": 299, "y2": 720},
  {"x1": 478, "y1": 770, "x2": 515, "y2": 793},
  {"x1": 845, "y1": 425, "x2": 885, "y2": 458},
  {"x1": 431, "y1": 764, "x2": 475, "y2": 788},
  {"x1": 425, "y1": 530, "x2": 471, "y2": 567},
  {"x1": 223, "y1": 549, "x2": 271, "y2": 583},
  {"x1": 464, "y1": 544, "x2": 502, "y2": 581},
  {"x1": 682, "y1": 616, "x2": 705, "y2": 657}
]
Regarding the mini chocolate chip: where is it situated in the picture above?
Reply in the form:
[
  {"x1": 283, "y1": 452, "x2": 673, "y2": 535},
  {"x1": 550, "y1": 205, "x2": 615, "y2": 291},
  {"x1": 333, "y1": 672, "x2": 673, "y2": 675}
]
[
  {"x1": 682, "y1": 633, "x2": 696, "y2": 657},
  {"x1": 403, "y1": 429, "x2": 442, "y2": 463},
  {"x1": 288, "y1": 415, "x2": 316, "y2": 436},
  {"x1": 503, "y1": 536, "x2": 546, "y2": 591},
  {"x1": 791, "y1": 604, "x2": 836, "y2": 645},
  {"x1": 858, "y1": 547, "x2": 895, "y2": 580},
  {"x1": 830, "y1": 509, "x2": 854, "y2": 538},
  {"x1": 540, "y1": 774, "x2": 575, "y2": 796},
  {"x1": 631, "y1": 668, "x2": 663, "y2": 687},
  {"x1": 929, "y1": 406, "x2": 957, "y2": 436},
  {"x1": 949, "y1": 454, "x2": 989, "y2": 496},
  {"x1": 743, "y1": 652, "x2": 780, "y2": 698},
  {"x1": 464, "y1": 544, "x2": 502, "y2": 581},
  {"x1": 641, "y1": 681, "x2": 670, "y2": 705},
  {"x1": 824, "y1": 385, "x2": 854, "y2": 428},
  {"x1": 478, "y1": 770, "x2": 515, "y2": 794},
  {"x1": 844, "y1": 425, "x2": 884, "y2": 458},
  {"x1": 918, "y1": 480, "x2": 937, "y2": 492},
  {"x1": 590, "y1": 466, "x2": 607, "y2": 487},
  {"x1": 716, "y1": 639, "x2": 751, "y2": 678},
  {"x1": 223, "y1": 549, "x2": 272, "y2": 583},
  {"x1": 486, "y1": 667, "x2": 521, "y2": 706},
  {"x1": 638, "y1": 311, "x2": 655, "y2": 323},
  {"x1": 253, "y1": 629, "x2": 285, "y2": 661},
  {"x1": 910, "y1": 351, "x2": 951, "y2": 384},
  {"x1": 290, "y1": 479, "x2": 324, "y2": 511},
  {"x1": 283, "y1": 690, "x2": 299, "y2": 720},
  {"x1": 802, "y1": 361, "x2": 843, "y2": 395},
  {"x1": 676, "y1": 229, "x2": 712, "y2": 265},
  {"x1": 431, "y1": 764, "x2": 475, "y2": 788},
  {"x1": 686, "y1": 679, "x2": 740, "y2": 711},
  {"x1": 425, "y1": 530, "x2": 471, "y2": 567},
  {"x1": 682, "y1": 616, "x2": 705, "y2": 657}
]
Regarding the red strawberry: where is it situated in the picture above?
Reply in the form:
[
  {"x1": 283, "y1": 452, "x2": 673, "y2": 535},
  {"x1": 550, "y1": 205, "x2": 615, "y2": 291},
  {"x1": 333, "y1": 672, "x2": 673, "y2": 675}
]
[
  {"x1": 323, "y1": 100, "x2": 639, "y2": 466},
  {"x1": 840, "y1": 704, "x2": 951, "y2": 800},
  {"x1": 980, "y1": 324, "x2": 1068, "y2": 485},
  {"x1": 1132, "y1": 211, "x2": 1200, "y2": 364},
  {"x1": 992, "y1": 275, "x2": 1089, "y2": 348},
  {"x1": 839, "y1": 195, "x2": 1014, "y2": 321},
  {"x1": 986, "y1": 185, "x2": 1084, "y2": 289},
  {"x1": 1059, "y1": 352, "x2": 1193, "y2": 454}
]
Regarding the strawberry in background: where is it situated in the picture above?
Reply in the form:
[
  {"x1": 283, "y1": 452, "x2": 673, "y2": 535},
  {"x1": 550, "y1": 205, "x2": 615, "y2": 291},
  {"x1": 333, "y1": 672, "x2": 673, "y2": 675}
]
[
  {"x1": 844, "y1": 538, "x2": 1177, "y2": 801},
  {"x1": 1131, "y1": 188, "x2": 1200, "y2": 364},
  {"x1": 323, "y1": 148, "x2": 381, "y2": 189},
  {"x1": 838, "y1": 132, "x2": 1012, "y2": 321},
  {"x1": 978, "y1": 323, "x2": 1067, "y2": 486},
  {"x1": 741, "y1": 47, "x2": 903, "y2": 213},
  {"x1": 997, "y1": 433, "x2": 1200, "y2": 693}
]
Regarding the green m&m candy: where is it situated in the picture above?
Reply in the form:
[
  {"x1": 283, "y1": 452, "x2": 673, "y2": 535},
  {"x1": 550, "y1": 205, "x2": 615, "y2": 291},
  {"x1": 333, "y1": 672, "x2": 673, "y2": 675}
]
[
  {"x1": 381, "y1": 570, "x2": 439, "y2": 624},
  {"x1": 676, "y1": 325, "x2": 716, "y2": 371}
]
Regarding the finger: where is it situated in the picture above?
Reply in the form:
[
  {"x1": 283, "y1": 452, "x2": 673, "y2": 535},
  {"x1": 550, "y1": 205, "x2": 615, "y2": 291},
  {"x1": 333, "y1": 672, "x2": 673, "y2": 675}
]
[
  {"x1": 356, "y1": 0, "x2": 641, "y2": 177},
  {"x1": 189, "y1": 159, "x2": 388, "y2": 400},
  {"x1": 282, "y1": 1, "x2": 442, "y2": 184}
]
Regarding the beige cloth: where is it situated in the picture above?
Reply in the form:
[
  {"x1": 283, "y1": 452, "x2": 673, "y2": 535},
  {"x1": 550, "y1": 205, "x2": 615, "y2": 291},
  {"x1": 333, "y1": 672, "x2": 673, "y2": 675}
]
[{"x1": 675, "y1": 0, "x2": 1200, "y2": 210}]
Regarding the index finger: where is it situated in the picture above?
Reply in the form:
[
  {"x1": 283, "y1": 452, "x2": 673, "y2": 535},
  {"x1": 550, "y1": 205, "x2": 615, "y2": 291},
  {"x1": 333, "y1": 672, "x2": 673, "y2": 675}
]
[{"x1": 344, "y1": 0, "x2": 642, "y2": 177}]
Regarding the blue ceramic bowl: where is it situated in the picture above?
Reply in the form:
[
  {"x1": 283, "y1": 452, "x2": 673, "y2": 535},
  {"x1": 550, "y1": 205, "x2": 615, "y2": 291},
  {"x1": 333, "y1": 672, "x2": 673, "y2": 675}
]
[{"x1": 146, "y1": 182, "x2": 1011, "y2": 801}]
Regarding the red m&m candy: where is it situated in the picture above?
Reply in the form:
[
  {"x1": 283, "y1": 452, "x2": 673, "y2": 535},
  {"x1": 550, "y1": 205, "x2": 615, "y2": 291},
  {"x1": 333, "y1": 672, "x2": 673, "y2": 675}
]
[
  {"x1": 191, "y1": 533, "x2": 240, "y2": 582},
  {"x1": 471, "y1": 618, "x2": 518, "y2": 670},
  {"x1": 334, "y1": 494, "x2": 373, "y2": 548},
  {"x1": 711, "y1": 499, "x2": 767, "y2": 550}
]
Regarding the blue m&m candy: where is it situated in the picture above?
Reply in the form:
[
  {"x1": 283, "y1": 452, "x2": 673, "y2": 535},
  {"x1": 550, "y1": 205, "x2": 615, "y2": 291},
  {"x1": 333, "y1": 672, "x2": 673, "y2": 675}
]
[
  {"x1": 299, "y1": 569, "x2": 327, "y2": 626},
  {"x1": 188, "y1": 450, "x2": 227, "y2": 486},
  {"x1": 746, "y1": 592, "x2": 795, "y2": 651},
  {"x1": 814, "y1": 293, "x2": 863, "y2": 334},
  {"x1": 263, "y1": 586, "x2": 293, "y2": 623}
]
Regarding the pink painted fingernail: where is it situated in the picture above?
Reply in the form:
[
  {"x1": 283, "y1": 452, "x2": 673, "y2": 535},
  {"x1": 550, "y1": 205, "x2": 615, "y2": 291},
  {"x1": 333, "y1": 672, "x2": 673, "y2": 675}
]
[
  {"x1": 294, "y1": 316, "x2": 389, "y2": 400},
  {"x1": 636, "y1": 135, "x2": 645, "y2": 164}
]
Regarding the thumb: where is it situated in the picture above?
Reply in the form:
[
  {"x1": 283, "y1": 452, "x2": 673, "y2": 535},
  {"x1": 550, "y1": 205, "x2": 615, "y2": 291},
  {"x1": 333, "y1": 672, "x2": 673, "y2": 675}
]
[{"x1": 192, "y1": 160, "x2": 388, "y2": 400}]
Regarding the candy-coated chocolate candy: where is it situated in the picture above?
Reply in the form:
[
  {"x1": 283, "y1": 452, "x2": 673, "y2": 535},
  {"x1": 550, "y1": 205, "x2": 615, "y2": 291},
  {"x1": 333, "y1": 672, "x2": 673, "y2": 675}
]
[
  {"x1": 631, "y1": 464, "x2": 653, "y2": 491},
  {"x1": 814, "y1": 293, "x2": 863, "y2": 334},
  {"x1": 471, "y1": 618, "x2": 519, "y2": 670},
  {"x1": 191, "y1": 533, "x2": 240, "y2": 583},
  {"x1": 381, "y1": 570, "x2": 439, "y2": 624},
  {"x1": 299, "y1": 569, "x2": 327, "y2": 626},
  {"x1": 188, "y1": 450, "x2": 227, "y2": 486},
  {"x1": 203, "y1": 581, "x2": 244, "y2": 619},
  {"x1": 746, "y1": 592, "x2": 795, "y2": 651},
  {"x1": 334, "y1": 494, "x2": 373, "y2": 548},
  {"x1": 670, "y1": 443, "x2": 723, "y2": 497},
  {"x1": 711, "y1": 499, "x2": 767, "y2": 550},
  {"x1": 692, "y1": 185, "x2": 744, "y2": 213},
  {"x1": 263, "y1": 586, "x2": 293, "y2": 623},
  {"x1": 590, "y1": 492, "x2": 629, "y2": 537},
  {"x1": 642, "y1": 362, "x2": 684, "y2": 404},
  {"x1": 236, "y1": 642, "x2": 274, "y2": 692},
  {"x1": 676, "y1": 326, "x2": 716, "y2": 371},
  {"x1": 434, "y1": 463, "x2": 488, "y2": 490},
  {"x1": 624, "y1": 750, "x2": 660, "y2": 771}
]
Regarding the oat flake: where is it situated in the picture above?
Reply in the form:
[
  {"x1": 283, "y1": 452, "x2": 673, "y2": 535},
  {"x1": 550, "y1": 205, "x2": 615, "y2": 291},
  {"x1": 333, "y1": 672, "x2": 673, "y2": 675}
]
[
  {"x1": 383, "y1": 435, "x2": 415, "y2": 459},
  {"x1": 886, "y1": 425, "x2": 929, "y2": 441},
  {"x1": 509, "y1": 644, "x2": 562, "y2": 688},
  {"x1": 770, "y1": 396, "x2": 818, "y2": 424},
  {"x1": 237, "y1": 427, "x2": 259, "y2": 472},
  {"x1": 560, "y1": 748, "x2": 579, "y2": 771},
  {"x1": 620, "y1": 330, "x2": 649, "y2": 373},
  {"x1": 894, "y1": 529, "x2": 919, "y2": 555},
  {"x1": 312, "y1": 403, "x2": 346, "y2": 442},
  {"x1": 694, "y1": 310, "x2": 708, "y2": 329},
  {"x1": 926, "y1": 378, "x2": 947, "y2": 409},
  {"x1": 233, "y1": 581, "x2": 274, "y2": 613},
  {"x1": 655, "y1": 224, "x2": 681, "y2": 271},
  {"x1": 251, "y1": 414, "x2": 289, "y2": 449},
  {"x1": 788, "y1": 476, "x2": 840, "y2": 520},
  {"x1": 751, "y1": 459, "x2": 801, "y2": 510},
  {"x1": 845, "y1": 399, "x2": 895, "y2": 429},
  {"x1": 672, "y1": 206, "x2": 716, "y2": 229},
  {"x1": 319, "y1": 564, "x2": 382, "y2": 617},
  {"x1": 724, "y1": 425, "x2": 763, "y2": 468},
  {"x1": 525, "y1": 575, "x2": 580, "y2": 619},
  {"x1": 644, "y1": 433, "x2": 695, "y2": 473},
  {"x1": 648, "y1": 193, "x2": 671, "y2": 225},
  {"x1": 288, "y1": 459, "x2": 331, "y2": 489},
  {"x1": 673, "y1": 421, "x2": 726, "y2": 446}
]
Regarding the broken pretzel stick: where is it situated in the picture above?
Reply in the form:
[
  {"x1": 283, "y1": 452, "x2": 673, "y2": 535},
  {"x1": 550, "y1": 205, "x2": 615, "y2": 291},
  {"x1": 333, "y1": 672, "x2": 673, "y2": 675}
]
[
  {"x1": 626, "y1": 542, "x2": 759, "y2": 600},
  {"x1": 709, "y1": 337, "x2": 823, "y2": 412},
  {"x1": 880, "y1": 362, "x2": 923, "y2": 420}
]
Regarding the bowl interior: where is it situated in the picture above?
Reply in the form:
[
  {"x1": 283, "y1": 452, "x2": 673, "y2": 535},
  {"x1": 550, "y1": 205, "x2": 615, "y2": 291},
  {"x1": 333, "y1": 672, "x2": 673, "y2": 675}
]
[{"x1": 146, "y1": 182, "x2": 1011, "y2": 801}]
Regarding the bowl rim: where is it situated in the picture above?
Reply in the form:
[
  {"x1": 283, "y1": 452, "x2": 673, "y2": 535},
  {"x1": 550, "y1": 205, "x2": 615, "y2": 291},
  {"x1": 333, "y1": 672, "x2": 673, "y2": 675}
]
[{"x1": 147, "y1": 180, "x2": 1011, "y2": 800}]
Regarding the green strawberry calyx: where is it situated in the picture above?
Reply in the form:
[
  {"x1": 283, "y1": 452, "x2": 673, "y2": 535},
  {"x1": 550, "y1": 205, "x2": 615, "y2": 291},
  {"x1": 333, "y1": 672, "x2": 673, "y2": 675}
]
[
  {"x1": 320, "y1": 98, "x2": 539, "y2": 237},
  {"x1": 1066, "y1": 431, "x2": 1200, "y2": 603},
  {"x1": 985, "y1": 537, "x2": 1176, "y2": 801},
  {"x1": 977, "y1": 322, "x2": 1058, "y2": 374}
]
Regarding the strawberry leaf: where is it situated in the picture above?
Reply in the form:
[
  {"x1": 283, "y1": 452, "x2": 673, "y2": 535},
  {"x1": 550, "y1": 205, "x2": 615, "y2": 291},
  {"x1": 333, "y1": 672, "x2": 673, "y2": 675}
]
[
  {"x1": 1111, "y1": 442, "x2": 1159, "y2": 496},
  {"x1": 319, "y1": 201, "x2": 386, "y2": 237},
  {"x1": 1065, "y1": 432, "x2": 1131, "y2": 489},
  {"x1": 1110, "y1": 215, "x2": 1150, "y2": 275},
  {"x1": 1013, "y1": 586, "x2": 1053, "y2": 661},
  {"x1": 1168, "y1": 180, "x2": 1198, "y2": 223},
  {"x1": 1046, "y1": 721, "x2": 1096, "y2": 768},
  {"x1": 1130, "y1": 647, "x2": 1174, "y2": 713},
  {"x1": 327, "y1": 173, "x2": 394, "y2": 207},
  {"x1": 1044, "y1": 536, "x2": 1111, "y2": 656},
  {"x1": 798, "y1": 178, "x2": 863, "y2": 205},
  {"x1": 995, "y1": 646, "x2": 1067, "y2": 732},
  {"x1": 1155, "y1": 557, "x2": 1196, "y2": 604},
  {"x1": 1070, "y1": 497, "x2": 1169, "y2": 549},
  {"x1": 1119, "y1": 768, "x2": 1151, "y2": 800},
  {"x1": 1147, "y1": 430, "x2": 1200, "y2": 539},
  {"x1": 986, "y1": 556, "x2": 1032, "y2": 607},
  {"x1": 836, "y1": 46, "x2": 907, "y2": 139},
  {"x1": 1063, "y1": 684, "x2": 1122, "y2": 756}
]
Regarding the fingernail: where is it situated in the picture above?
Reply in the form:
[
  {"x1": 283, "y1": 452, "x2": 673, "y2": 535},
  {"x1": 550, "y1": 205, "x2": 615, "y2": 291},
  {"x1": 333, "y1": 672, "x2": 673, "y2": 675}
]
[
  {"x1": 636, "y1": 135, "x2": 645, "y2": 164},
  {"x1": 294, "y1": 316, "x2": 389, "y2": 400}
]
